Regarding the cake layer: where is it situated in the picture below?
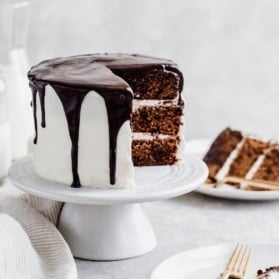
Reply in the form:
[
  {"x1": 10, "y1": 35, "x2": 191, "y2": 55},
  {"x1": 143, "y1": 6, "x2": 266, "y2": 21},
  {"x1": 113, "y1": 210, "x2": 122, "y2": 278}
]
[
  {"x1": 132, "y1": 105, "x2": 183, "y2": 136},
  {"x1": 203, "y1": 128, "x2": 243, "y2": 181},
  {"x1": 253, "y1": 147, "x2": 279, "y2": 181},
  {"x1": 112, "y1": 66, "x2": 183, "y2": 100},
  {"x1": 132, "y1": 137, "x2": 181, "y2": 166}
]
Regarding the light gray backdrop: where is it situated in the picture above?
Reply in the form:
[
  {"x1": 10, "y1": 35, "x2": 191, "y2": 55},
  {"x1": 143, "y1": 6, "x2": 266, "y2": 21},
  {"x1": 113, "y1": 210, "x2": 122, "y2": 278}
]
[{"x1": 27, "y1": 0, "x2": 279, "y2": 140}]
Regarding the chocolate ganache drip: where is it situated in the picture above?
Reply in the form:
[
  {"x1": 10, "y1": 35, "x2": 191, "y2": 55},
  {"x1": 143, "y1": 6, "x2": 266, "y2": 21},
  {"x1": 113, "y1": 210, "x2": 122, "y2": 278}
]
[
  {"x1": 29, "y1": 81, "x2": 46, "y2": 144},
  {"x1": 27, "y1": 53, "x2": 183, "y2": 187},
  {"x1": 51, "y1": 84, "x2": 88, "y2": 188}
]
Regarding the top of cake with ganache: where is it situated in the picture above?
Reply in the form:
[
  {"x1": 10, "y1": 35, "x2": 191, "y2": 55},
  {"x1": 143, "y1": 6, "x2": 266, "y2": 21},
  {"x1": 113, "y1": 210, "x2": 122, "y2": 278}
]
[
  {"x1": 28, "y1": 53, "x2": 184, "y2": 188},
  {"x1": 28, "y1": 53, "x2": 183, "y2": 93}
]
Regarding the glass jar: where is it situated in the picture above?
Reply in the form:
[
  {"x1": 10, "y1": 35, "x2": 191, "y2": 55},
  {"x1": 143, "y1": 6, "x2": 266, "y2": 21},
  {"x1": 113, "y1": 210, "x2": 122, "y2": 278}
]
[
  {"x1": 0, "y1": 70, "x2": 11, "y2": 181},
  {"x1": 0, "y1": 0, "x2": 32, "y2": 159}
]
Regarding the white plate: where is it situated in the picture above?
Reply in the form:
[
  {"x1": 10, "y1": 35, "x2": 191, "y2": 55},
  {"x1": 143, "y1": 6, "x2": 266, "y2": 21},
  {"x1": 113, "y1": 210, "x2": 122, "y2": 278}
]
[
  {"x1": 151, "y1": 243, "x2": 279, "y2": 279},
  {"x1": 8, "y1": 154, "x2": 208, "y2": 205},
  {"x1": 187, "y1": 139, "x2": 279, "y2": 201}
]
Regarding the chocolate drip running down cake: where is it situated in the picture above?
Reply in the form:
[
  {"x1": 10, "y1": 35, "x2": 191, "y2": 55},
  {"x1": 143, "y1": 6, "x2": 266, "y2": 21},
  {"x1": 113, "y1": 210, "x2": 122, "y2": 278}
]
[
  {"x1": 203, "y1": 128, "x2": 279, "y2": 190},
  {"x1": 28, "y1": 54, "x2": 184, "y2": 188}
]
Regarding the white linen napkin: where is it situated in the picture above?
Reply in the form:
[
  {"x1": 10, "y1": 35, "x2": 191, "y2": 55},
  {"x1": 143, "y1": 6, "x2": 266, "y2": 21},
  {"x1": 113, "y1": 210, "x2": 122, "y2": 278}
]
[{"x1": 0, "y1": 182, "x2": 77, "y2": 279}]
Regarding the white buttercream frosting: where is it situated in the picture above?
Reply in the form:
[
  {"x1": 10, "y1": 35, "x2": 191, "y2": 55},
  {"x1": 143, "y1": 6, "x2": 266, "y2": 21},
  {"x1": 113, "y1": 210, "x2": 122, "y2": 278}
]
[
  {"x1": 132, "y1": 132, "x2": 171, "y2": 140},
  {"x1": 245, "y1": 154, "x2": 265, "y2": 180},
  {"x1": 132, "y1": 97, "x2": 179, "y2": 111},
  {"x1": 33, "y1": 86, "x2": 135, "y2": 189},
  {"x1": 240, "y1": 154, "x2": 265, "y2": 189}
]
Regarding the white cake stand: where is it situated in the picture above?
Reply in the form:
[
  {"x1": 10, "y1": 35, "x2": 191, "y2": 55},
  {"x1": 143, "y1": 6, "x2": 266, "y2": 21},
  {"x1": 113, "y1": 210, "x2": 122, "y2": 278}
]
[{"x1": 8, "y1": 154, "x2": 208, "y2": 261}]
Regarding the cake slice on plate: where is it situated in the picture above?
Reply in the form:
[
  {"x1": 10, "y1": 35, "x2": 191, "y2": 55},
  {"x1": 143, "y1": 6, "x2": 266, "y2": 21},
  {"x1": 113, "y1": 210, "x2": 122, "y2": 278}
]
[{"x1": 203, "y1": 128, "x2": 279, "y2": 190}]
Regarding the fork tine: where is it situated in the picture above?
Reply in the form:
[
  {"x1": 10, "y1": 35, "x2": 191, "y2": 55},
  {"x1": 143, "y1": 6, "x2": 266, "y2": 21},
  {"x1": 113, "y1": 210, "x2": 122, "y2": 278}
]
[
  {"x1": 221, "y1": 244, "x2": 252, "y2": 279},
  {"x1": 238, "y1": 246, "x2": 252, "y2": 276},
  {"x1": 232, "y1": 244, "x2": 245, "y2": 273},
  {"x1": 226, "y1": 244, "x2": 240, "y2": 269},
  {"x1": 220, "y1": 244, "x2": 241, "y2": 279},
  {"x1": 237, "y1": 245, "x2": 248, "y2": 274},
  {"x1": 228, "y1": 244, "x2": 243, "y2": 271}
]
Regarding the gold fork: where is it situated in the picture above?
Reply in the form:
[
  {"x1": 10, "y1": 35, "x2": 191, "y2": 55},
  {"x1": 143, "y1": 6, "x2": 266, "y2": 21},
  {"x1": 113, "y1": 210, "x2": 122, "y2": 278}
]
[{"x1": 220, "y1": 244, "x2": 252, "y2": 279}]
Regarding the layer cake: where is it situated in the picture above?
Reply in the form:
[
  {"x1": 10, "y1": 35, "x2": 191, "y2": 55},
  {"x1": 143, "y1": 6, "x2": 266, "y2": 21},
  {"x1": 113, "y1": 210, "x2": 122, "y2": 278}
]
[{"x1": 28, "y1": 54, "x2": 184, "y2": 188}]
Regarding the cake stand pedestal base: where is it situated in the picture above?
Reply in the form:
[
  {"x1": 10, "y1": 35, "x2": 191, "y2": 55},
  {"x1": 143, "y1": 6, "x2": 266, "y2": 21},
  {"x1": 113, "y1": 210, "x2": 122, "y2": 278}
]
[
  {"x1": 58, "y1": 203, "x2": 156, "y2": 260},
  {"x1": 8, "y1": 154, "x2": 208, "y2": 261}
]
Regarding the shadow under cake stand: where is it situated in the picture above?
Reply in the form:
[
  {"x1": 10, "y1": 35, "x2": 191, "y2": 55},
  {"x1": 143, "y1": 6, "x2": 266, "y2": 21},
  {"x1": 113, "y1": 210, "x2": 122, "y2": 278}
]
[{"x1": 8, "y1": 154, "x2": 208, "y2": 261}]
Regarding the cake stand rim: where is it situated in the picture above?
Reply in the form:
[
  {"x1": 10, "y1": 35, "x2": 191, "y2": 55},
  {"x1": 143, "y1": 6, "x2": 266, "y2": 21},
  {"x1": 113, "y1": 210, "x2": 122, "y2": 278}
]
[{"x1": 8, "y1": 154, "x2": 208, "y2": 205}]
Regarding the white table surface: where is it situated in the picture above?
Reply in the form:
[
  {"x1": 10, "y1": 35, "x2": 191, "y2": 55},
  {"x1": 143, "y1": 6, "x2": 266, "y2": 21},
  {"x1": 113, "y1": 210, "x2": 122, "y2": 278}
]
[{"x1": 75, "y1": 192, "x2": 279, "y2": 279}]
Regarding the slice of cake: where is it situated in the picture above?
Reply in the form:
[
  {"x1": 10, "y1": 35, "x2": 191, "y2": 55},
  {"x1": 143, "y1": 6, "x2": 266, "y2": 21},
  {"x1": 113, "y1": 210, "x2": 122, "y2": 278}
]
[
  {"x1": 28, "y1": 54, "x2": 184, "y2": 188},
  {"x1": 203, "y1": 128, "x2": 279, "y2": 190}
]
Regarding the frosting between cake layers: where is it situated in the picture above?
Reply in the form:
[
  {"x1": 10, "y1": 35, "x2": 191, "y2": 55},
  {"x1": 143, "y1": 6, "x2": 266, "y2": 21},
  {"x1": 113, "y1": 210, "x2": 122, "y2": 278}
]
[
  {"x1": 245, "y1": 154, "x2": 266, "y2": 180},
  {"x1": 132, "y1": 132, "x2": 171, "y2": 140},
  {"x1": 132, "y1": 97, "x2": 179, "y2": 111},
  {"x1": 240, "y1": 154, "x2": 265, "y2": 189}
]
